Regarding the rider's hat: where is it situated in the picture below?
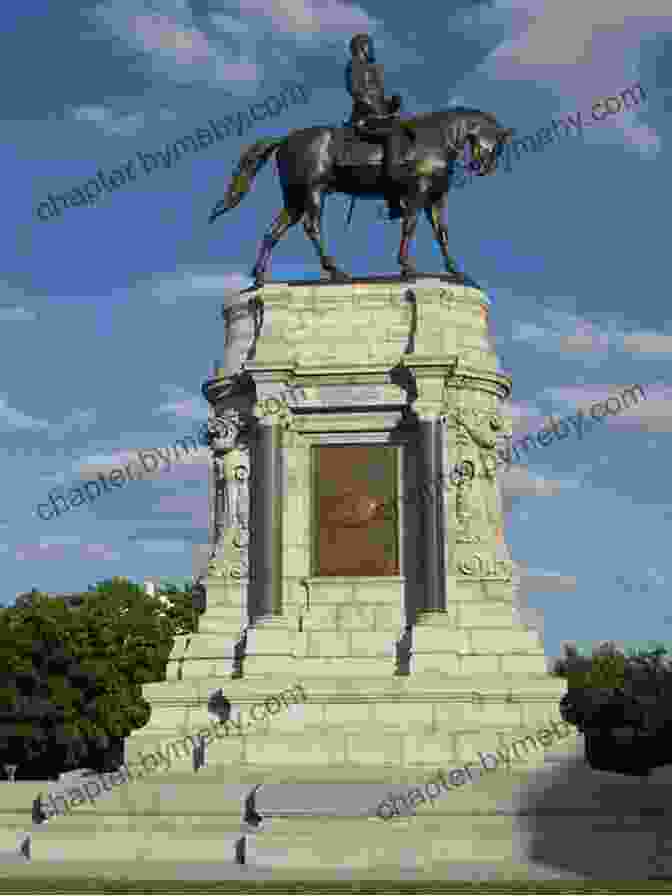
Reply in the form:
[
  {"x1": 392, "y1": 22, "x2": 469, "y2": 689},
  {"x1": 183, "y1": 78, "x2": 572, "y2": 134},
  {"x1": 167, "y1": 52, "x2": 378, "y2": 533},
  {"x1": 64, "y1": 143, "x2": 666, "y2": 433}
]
[{"x1": 349, "y1": 34, "x2": 375, "y2": 61}]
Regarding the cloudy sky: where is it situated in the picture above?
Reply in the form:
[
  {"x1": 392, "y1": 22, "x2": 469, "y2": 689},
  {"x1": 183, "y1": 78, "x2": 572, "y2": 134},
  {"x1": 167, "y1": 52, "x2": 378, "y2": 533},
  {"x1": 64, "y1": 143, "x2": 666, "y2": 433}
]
[{"x1": 2, "y1": 0, "x2": 671, "y2": 663}]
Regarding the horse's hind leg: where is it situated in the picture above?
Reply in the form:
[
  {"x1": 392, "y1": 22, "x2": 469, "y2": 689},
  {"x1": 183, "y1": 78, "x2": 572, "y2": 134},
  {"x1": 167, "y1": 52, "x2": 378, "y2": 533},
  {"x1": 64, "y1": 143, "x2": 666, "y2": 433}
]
[
  {"x1": 398, "y1": 208, "x2": 420, "y2": 278},
  {"x1": 303, "y1": 188, "x2": 350, "y2": 282},
  {"x1": 252, "y1": 206, "x2": 303, "y2": 286}
]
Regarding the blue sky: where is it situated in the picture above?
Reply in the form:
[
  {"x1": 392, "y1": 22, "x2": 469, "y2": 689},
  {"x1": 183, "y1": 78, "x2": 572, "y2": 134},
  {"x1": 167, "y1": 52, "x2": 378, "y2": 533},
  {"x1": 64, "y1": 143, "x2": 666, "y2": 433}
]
[{"x1": 2, "y1": 0, "x2": 671, "y2": 664}]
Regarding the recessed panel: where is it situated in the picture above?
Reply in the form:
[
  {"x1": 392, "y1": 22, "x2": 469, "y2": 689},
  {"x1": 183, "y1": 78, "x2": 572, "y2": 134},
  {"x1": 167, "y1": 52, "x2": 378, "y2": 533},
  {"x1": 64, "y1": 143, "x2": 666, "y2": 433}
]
[{"x1": 313, "y1": 445, "x2": 399, "y2": 576}]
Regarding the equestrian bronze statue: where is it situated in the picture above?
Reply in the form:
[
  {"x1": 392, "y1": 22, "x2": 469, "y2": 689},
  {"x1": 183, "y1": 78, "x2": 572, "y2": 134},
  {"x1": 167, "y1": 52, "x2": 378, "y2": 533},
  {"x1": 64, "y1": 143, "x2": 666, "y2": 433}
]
[{"x1": 209, "y1": 34, "x2": 515, "y2": 285}]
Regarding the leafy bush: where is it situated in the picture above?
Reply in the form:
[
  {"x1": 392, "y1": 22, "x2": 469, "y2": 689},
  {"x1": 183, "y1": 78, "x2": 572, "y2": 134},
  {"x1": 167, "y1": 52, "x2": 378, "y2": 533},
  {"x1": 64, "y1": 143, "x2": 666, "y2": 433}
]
[
  {"x1": 0, "y1": 577, "x2": 199, "y2": 778},
  {"x1": 553, "y1": 641, "x2": 672, "y2": 735}
]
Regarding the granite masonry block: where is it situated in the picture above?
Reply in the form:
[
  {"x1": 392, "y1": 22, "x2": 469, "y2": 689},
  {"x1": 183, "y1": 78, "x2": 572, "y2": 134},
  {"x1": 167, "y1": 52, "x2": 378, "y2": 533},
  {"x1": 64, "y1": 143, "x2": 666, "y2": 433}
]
[
  {"x1": 339, "y1": 604, "x2": 376, "y2": 630},
  {"x1": 345, "y1": 731, "x2": 404, "y2": 766},
  {"x1": 323, "y1": 702, "x2": 373, "y2": 728}
]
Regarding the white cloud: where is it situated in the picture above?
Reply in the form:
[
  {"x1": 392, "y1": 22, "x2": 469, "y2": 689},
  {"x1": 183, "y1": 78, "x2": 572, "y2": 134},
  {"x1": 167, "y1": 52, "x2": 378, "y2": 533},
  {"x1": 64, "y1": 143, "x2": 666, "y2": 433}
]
[
  {"x1": 540, "y1": 382, "x2": 667, "y2": 431},
  {"x1": 0, "y1": 395, "x2": 50, "y2": 432},
  {"x1": 237, "y1": 0, "x2": 376, "y2": 34},
  {"x1": 75, "y1": 446, "x2": 207, "y2": 481},
  {"x1": 141, "y1": 268, "x2": 250, "y2": 305},
  {"x1": 621, "y1": 332, "x2": 672, "y2": 355},
  {"x1": 0, "y1": 305, "x2": 38, "y2": 322},
  {"x1": 460, "y1": 0, "x2": 665, "y2": 153},
  {"x1": 507, "y1": 301, "x2": 672, "y2": 362},
  {"x1": 512, "y1": 559, "x2": 578, "y2": 646},
  {"x1": 81, "y1": 543, "x2": 121, "y2": 561},
  {"x1": 7, "y1": 406, "x2": 97, "y2": 441},
  {"x1": 71, "y1": 105, "x2": 146, "y2": 136},
  {"x1": 90, "y1": 0, "x2": 263, "y2": 92},
  {"x1": 154, "y1": 385, "x2": 207, "y2": 420},
  {"x1": 209, "y1": 15, "x2": 251, "y2": 34},
  {"x1": 38, "y1": 536, "x2": 82, "y2": 546},
  {"x1": 48, "y1": 409, "x2": 98, "y2": 440},
  {"x1": 499, "y1": 467, "x2": 568, "y2": 500},
  {"x1": 130, "y1": 539, "x2": 190, "y2": 553}
]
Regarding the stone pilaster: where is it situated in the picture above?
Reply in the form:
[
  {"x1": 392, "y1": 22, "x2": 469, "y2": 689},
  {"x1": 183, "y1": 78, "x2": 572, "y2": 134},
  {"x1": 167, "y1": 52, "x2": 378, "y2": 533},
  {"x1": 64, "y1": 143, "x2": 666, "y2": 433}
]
[
  {"x1": 243, "y1": 394, "x2": 298, "y2": 678},
  {"x1": 397, "y1": 375, "x2": 453, "y2": 673}
]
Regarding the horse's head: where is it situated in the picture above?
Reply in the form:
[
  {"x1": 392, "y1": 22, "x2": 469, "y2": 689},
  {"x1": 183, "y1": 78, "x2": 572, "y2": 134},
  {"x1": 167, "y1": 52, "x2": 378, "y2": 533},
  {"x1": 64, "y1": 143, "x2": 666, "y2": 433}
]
[{"x1": 464, "y1": 121, "x2": 515, "y2": 176}]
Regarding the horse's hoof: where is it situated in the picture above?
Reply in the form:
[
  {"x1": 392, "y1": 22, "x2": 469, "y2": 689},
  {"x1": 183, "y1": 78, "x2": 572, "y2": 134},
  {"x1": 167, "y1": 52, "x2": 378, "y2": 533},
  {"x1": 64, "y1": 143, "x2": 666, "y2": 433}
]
[
  {"x1": 328, "y1": 270, "x2": 351, "y2": 283},
  {"x1": 400, "y1": 268, "x2": 416, "y2": 280},
  {"x1": 444, "y1": 257, "x2": 461, "y2": 276},
  {"x1": 251, "y1": 269, "x2": 265, "y2": 287}
]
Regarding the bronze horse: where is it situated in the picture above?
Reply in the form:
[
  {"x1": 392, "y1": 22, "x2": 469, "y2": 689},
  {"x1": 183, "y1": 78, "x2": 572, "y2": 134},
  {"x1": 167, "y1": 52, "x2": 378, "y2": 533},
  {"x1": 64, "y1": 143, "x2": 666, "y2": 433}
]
[{"x1": 209, "y1": 107, "x2": 514, "y2": 285}]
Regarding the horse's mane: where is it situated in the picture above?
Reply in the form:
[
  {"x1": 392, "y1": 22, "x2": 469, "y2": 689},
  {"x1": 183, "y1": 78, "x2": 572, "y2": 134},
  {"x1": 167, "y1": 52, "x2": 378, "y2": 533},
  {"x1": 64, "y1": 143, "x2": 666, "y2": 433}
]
[{"x1": 403, "y1": 107, "x2": 500, "y2": 127}]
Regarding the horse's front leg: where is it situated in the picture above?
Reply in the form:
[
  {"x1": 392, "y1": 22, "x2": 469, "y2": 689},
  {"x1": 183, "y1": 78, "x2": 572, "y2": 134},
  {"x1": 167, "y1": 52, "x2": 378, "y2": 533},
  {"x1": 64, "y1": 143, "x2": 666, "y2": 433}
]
[
  {"x1": 251, "y1": 207, "x2": 302, "y2": 286},
  {"x1": 303, "y1": 189, "x2": 350, "y2": 282},
  {"x1": 398, "y1": 208, "x2": 419, "y2": 278},
  {"x1": 424, "y1": 197, "x2": 461, "y2": 275}
]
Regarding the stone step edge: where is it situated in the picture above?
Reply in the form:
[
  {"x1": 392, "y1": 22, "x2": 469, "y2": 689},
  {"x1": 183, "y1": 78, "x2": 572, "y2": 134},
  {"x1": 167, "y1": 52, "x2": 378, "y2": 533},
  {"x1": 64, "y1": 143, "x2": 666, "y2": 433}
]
[{"x1": 140, "y1": 678, "x2": 566, "y2": 699}]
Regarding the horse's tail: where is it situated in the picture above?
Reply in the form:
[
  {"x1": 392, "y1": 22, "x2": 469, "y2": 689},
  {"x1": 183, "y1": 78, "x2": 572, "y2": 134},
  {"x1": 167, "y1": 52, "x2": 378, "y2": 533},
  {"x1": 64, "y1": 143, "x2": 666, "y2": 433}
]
[{"x1": 211, "y1": 138, "x2": 284, "y2": 219}]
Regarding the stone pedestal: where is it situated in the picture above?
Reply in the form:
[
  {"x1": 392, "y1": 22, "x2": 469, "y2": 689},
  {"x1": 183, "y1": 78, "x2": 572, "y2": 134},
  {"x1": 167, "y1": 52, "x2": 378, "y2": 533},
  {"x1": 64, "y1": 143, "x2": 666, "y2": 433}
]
[{"x1": 124, "y1": 276, "x2": 564, "y2": 778}]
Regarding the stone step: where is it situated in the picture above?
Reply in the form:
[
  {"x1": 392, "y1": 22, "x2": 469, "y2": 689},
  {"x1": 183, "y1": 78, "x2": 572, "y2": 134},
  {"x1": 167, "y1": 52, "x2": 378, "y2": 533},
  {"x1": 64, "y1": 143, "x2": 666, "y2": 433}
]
[
  {"x1": 0, "y1": 815, "x2": 529, "y2": 866},
  {"x1": 124, "y1": 724, "x2": 573, "y2": 779},
  {"x1": 5, "y1": 737, "x2": 628, "y2": 875},
  {"x1": 5, "y1": 787, "x2": 668, "y2": 876}
]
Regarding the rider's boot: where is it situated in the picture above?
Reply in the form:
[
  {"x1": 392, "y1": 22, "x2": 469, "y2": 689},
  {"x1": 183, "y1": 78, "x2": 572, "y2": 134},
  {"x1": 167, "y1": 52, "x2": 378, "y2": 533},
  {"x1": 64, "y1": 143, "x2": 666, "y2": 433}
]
[{"x1": 385, "y1": 133, "x2": 405, "y2": 219}]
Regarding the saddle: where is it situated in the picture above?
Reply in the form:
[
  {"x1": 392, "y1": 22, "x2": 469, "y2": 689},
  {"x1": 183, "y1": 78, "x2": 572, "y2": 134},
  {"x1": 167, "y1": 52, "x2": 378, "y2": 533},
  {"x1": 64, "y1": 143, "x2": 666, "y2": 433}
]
[{"x1": 335, "y1": 122, "x2": 414, "y2": 167}]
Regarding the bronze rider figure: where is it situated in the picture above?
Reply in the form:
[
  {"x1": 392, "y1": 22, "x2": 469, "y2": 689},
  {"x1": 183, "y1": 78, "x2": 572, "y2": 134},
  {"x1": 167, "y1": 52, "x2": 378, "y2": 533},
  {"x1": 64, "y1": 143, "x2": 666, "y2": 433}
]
[{"x1": 345, "y1": 34, "x2": 413, "y2": 219}]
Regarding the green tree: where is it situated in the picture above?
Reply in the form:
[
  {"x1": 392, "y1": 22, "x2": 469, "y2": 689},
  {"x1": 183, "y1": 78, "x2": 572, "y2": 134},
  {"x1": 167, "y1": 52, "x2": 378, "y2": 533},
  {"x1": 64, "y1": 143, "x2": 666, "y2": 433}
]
[{"x1": 0, "y1": 577, "x2": 199, "y2": 777}]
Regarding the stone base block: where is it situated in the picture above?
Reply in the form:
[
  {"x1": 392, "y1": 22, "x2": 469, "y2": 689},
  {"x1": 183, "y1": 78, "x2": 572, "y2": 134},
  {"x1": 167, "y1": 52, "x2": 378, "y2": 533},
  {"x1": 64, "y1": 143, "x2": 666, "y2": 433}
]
[
  {"x1": 299, "y1": 604, "x2": 403, "y2": 632},
  {"x1": 299, "y1": 605, "x2": 342, "y2": 630},
  {"x1": 468, "y1": 629, "x2": 544, "y2": 653},
  {"x1": 177, "y1": 658, "x2": 238, "y2": 679},
  {"x1": 303, "y1": 577, "x2": 404, "y2": 606},
  {"x1": 244, "y1": 627, "x2": 299, "y2": 654},
  {"x1": 410, "y1": 652, "x2": 549, "y2": 677},
  {"x1": 498, "y1": 654, "x2": 550, "y2": 676},
  {"x1": 456, "y1": 601, "x2": 520, "y2": 628},
  {"x1": 412, "y1": 629, "x2": 471, "y2": 652},
  {"x1": 197, "y1": 613, "x2": 246, "y2": 636},
  {"x1": 201, "y1": 579, "x2": 247, "y2": 618},
  {"x1": 305, "y1": 631, "x2": 398, "y2": 658},
  {"x1": 243, "y1": 657, "x2": 398, "y2": 678},
  {"x1": 409, "y1": 653, "x2": 461, "y2": 676},
  {"x1": 244, "y1": 731, "x2": 347, "y2": 766},
  {"x1": 168, "y1": 634, "x2": 243, "y2": 680},
  {"x1": 124, "y1": 730, "x2": 245, "y2": 770}
]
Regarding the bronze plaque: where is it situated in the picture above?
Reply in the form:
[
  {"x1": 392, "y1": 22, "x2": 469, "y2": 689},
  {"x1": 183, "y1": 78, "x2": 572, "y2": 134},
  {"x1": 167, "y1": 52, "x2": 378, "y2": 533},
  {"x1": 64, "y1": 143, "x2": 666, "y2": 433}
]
[{"x1": 313, "y1": 445, "x2": 398, "y2": 576}]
